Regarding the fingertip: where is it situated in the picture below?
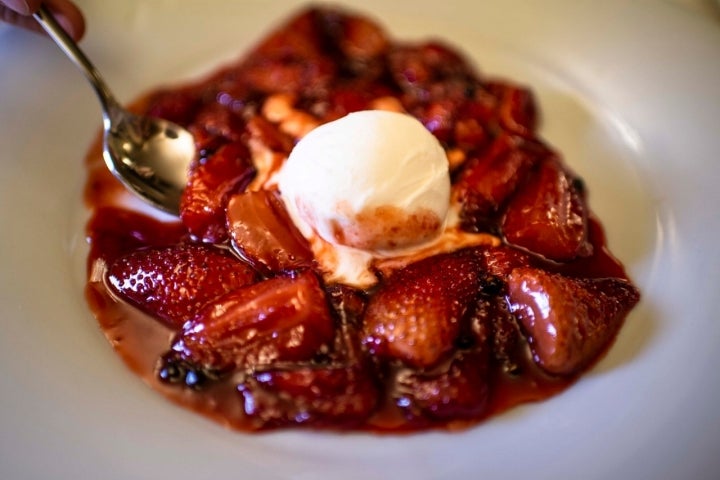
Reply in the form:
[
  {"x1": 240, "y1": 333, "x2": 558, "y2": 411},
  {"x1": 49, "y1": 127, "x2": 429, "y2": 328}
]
[
  {"x1": 24, "y1": 0, "x2": 44, "y2": 14},
  {"x1": 59, "y1": 13, "x2": 85, "y2": 40},
  {"x1": 2, "y1": 0, "x2": 29, "y2": 15},
  {"x1": 47, "y1": 0, "x2": 86, "y2": 41}
]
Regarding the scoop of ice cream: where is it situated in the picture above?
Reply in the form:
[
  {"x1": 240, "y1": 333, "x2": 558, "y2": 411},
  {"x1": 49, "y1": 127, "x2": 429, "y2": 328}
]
[{"x1": 277, "y1": 110, "x2": 450, "y2": 253}]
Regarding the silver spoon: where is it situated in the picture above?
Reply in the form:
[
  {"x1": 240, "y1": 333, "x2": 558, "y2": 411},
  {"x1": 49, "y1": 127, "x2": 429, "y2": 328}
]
[{"x1": 34, "y1": 5, "x2": 195, "y2": 215}]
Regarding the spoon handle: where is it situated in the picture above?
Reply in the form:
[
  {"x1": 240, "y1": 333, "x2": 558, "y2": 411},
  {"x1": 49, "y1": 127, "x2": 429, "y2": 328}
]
[{"x1": 33, "y1": 5, "x2": 120, "y2": 124}]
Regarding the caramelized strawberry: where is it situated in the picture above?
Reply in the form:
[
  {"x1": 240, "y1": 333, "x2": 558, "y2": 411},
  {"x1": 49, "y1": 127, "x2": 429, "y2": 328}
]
[
  {"x1": 188, "y1": 103, "x2": 246, "y2": 157},
  {"x1": 507, "y1": 267, "x2": 640, "y2": 375},
  {"x1": 362, "y1": 251, "x2": 482, "y2": 369},
  {"x1": 468, "y1": 245, "x2": 534, "y2": 278},
  {"x1": 486, "y1": 81, "x2": 538, "y2": 137},
  {"x1": 165, "y1": 270, "x2": 335, "y2": 375},
  {"x1": 227, "y1": 189, "x2": 314, "y2": 274},
  {"x1": 238, "y1": 319, "x2": 378, "y2": 429},
  {"x1": 240, "y1": 9, "x2": 337, "y2": 94},
  {"x1": 502, "y1": 156, "x2": 592, "y2": 261},
  {"x1": 454, "y1": 134, "x2": 543, "y2": 230},
  {"x1": 145, "y1": 87, "x2": 200, "y2": 127},
  {"x1": 180, "y1": 142, "x2": 256, "y2": 243},
  {"x1": 389, "y1": 42, "x2": 478, "y2": 103},
  {"x1": 322, "y1": 87, "x2": 375, "y2": 121},
  {"x1": 319, "y1": 9, "x2": 389, "y2": 62},
  {"x1": 106, "y1": 243, "x2": 257, "y2": 329},
  {"x1": 238, "y1": 362, "x2": 378, "y2": 429},
  {"x1": 395, "y1": 350, "x2": 490, "y2": 423}
]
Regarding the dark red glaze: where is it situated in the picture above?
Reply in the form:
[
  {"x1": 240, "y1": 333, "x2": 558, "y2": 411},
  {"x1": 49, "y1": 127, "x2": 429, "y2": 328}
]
[{"x1": 83, "y1": 6, "x2": 640, "y2": 433}]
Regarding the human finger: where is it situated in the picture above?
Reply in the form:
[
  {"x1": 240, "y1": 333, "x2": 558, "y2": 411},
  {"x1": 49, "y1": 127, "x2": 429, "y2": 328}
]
[{"x1": 0, "y1": 0, "x2": 85, "y2": 41}]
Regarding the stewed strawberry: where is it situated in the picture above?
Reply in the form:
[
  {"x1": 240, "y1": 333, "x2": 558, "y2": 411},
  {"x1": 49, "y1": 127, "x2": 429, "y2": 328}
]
[
  {"x1": 502, "y1": 155, "x2": 592, "y2": 261},
  {"x1": 164, "y1": 270, "x2": 335, "y2": 376},
  {"x1": 188, "y1": 103, "x2": 246, "y2": 157},
  {"x1": 485, "y1": 81, "x2": 538, "y2": 137},
  {"x1": 227, "y1": 189, "x2": 314, "y2": 274},
  {"x1": 106, "y1": 243, "x2": 258, "y2": 329},
  {"x1": 179, "y1": 141, "x2": 256, "y2": 243},
  {"x1": 362, "y1": 251, "x2": 483, "y2": 369},
  {"x1": 238, "y1": 318, "x2": 379, "y2": 429},
  {"x1": 238, "y1": 362, "x2": 379, "y2": 429},
  {"x1": 507, "y1": 267, "x2": 640, "y2": 375},
  {"x1": 395, "y1": 350, "x2": 490, "y2": 423},
  {"x1": 239, "y1": 9, "x2": 337, "y2": 94},
  {"x1": 145, "y1": 87, "x2": 200, "y2": 127},
  {"x1": 454, "y1": 134, "x2": 544, "y2": 231}
]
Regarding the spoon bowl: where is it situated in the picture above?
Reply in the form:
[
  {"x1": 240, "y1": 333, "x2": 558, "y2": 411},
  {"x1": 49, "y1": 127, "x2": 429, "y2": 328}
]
[
  {"x1": 103, "y1": 109, "x2": 195, "y2": 214},
  {"x1": 34, "y1": 5, "x2": 195, "y2": 215}
]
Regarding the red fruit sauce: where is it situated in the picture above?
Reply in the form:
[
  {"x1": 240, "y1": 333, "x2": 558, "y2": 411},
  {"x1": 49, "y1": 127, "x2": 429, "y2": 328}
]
[{"x1": 83, "y1": 6, "x2": 638, "y2": 433}]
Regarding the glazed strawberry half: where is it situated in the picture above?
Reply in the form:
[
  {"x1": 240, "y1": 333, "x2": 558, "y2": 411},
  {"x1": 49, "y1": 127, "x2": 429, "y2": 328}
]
[
  {"x1": 160, "y1": 270, "x2": 336, "y2": 383},
  {"x1": 501, "y1": 155, "x2": 592, "y2": 262},
  {"x1": 362, "y1": 250, "x2": 483, "y2": 369},
  {"x1": 506, "y1": 267, "x2": 640, "y2": 376},
  {"x1": 453, "y1": 134, "x2": 545, "y2": 231},
  {"x1": 394, "y1": 349, "x2": 490, "y2": 424},
  {"x1": 238, "y1": 320, "x2": 379, "y2": 429},
  {"x1": 238, "y1": 362, "x2": 379, "y2": 429},
  {"x1": 106, "y1": 243, "x2": 258, "y2": 329},
  {"x1": 180, "y1": 141, "x2": 256, "y2": 243},
  {"x1": 227, "y1": 189, "x2": 314, "y2": 275}
]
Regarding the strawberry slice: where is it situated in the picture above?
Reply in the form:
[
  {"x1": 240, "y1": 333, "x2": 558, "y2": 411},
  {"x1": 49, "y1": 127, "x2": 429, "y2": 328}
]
[
  {"x1": 238, "y1": 362, "x2": 378, "y2": 429},
  {"x1": 180, "y1": 142, "x2": 256, "y2": 243},
  {"x1": 240, "y1": 9, "x2": 337, "y2": 94},
  {"x1": 395, "y1": 350, "x2": 490, "y2": 423},
  {"x1": 485, "y1": 81, "x2": 538, "y2": 137},
  {"x1": 362, "y1": 251, "x2": 482, "y2": 369},
  {"x1": 188, "y1": 103, "x2": 246, "y2": 157},
  {"x1": 227, "y1": 189, "x2": 314, "y2": 274},
  {"x1": 237, "y1": 321, "x2": 378, "y2": 429},
  {"x1": 145, "y1": 87, "x2": 200, "y2": 127},
  {"x1": 389, "y1": 42, "x2": 478, "y2": 103},
  {"x1": 106, "y1": 243, "x2": 257, "y2": 329},
  {"x1": 454, "y1": 134, "x2": 543, "y2": 230},
  {"x1": 507, "y1": 267, "x2": 640, "y2": 375},
  {"x1": 502, "y1": 156, "x2": 592, "y2": 261},
  {"x1": 165, "y1": 270, "x2": 335, "y2": 376}
]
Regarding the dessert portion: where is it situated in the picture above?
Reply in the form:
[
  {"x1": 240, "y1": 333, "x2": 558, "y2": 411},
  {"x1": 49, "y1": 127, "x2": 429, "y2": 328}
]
[{"x1": 83, "y1": 6, "x2": 640, "y2": 432}]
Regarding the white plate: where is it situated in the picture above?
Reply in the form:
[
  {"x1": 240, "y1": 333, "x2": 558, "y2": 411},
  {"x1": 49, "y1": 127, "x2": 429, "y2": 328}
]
[{"x1": 1, "y1": 1, "x2": 719, "y2": 479}]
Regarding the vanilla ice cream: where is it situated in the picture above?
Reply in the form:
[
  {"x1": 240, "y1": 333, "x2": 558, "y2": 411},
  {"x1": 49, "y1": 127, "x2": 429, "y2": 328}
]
[{"x1": 277, "y1": 110, "x2": 451, "y2": 255}]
